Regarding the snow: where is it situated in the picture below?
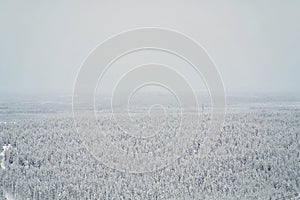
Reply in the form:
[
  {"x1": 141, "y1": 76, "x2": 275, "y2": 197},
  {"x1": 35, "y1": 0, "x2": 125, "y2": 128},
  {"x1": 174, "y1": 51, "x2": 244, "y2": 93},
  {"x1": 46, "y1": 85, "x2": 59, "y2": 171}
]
[
  {"x1": 0, "y1": 103, "x2": 299, "y2": 198},
  {"x1": 4, "y1": 191, "x2": 15, "y2": 200},
  {"x1": 0, "y1": 144, "x2": 11, "y2": 170},
  {"x1": 0, "y1": 121, "x2": 16, "y2": 125}
]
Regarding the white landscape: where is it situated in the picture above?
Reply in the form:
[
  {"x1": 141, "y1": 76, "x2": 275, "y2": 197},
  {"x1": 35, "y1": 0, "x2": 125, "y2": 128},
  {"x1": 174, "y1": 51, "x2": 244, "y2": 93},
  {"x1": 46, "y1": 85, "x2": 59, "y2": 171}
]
[
  {"x1": 1, "y1": 1, "x2": 299, "y2": 199},
  {"x1": 0, "y1": 97, "x2": 299, "y2": 199}
]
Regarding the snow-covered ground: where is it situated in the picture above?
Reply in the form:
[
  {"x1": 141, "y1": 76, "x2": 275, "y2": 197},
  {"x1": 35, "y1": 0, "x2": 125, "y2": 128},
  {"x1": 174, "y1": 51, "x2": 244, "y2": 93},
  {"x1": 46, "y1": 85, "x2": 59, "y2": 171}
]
[
  {"x1": 0, "y1": 144, "x2": 11, "y2": 170},
  {"x1": 4, "y1": 191, "x2": 15, "y2": 200}
]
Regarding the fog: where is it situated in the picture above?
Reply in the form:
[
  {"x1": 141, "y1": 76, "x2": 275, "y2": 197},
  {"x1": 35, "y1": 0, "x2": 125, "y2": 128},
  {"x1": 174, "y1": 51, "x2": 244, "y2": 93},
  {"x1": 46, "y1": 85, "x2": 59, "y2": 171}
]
[{"x1": 0, "y1": 0, "x2": 299, "y2": 97}]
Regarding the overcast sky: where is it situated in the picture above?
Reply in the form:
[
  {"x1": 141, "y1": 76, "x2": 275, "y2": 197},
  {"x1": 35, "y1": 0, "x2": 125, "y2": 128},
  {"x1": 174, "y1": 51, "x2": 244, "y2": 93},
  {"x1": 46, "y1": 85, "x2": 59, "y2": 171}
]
[{"x1": 0, "y1": 0, "x2": 299, "y2": 96}]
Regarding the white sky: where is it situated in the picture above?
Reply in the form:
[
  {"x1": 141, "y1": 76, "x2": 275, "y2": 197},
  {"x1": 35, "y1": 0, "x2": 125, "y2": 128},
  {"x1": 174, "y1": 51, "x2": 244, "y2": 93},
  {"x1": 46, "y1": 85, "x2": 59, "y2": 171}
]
[{"x1": 0, "y1": 0, "x2": 299, "y2": 96}]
